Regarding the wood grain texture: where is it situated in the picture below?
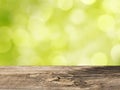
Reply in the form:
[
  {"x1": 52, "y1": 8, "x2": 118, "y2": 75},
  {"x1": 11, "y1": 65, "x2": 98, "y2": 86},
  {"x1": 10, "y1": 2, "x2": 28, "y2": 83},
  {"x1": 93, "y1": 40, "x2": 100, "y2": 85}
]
[{"x1": 0, "y1": 66, "x2": 119, "y2": 90}]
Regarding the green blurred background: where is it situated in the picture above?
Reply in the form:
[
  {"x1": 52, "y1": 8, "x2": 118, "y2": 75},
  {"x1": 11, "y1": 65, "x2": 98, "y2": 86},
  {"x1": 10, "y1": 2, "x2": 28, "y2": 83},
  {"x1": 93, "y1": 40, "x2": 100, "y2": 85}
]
[{"x1": 0, "y1": 0, "x2": 120, "y2": 65}]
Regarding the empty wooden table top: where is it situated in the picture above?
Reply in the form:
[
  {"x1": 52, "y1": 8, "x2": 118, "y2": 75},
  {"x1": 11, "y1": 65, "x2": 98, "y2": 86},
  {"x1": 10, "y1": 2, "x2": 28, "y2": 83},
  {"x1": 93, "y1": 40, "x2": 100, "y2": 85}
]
[{"x1": 0, "y1": 66, "x2": 119, "y2": 90}]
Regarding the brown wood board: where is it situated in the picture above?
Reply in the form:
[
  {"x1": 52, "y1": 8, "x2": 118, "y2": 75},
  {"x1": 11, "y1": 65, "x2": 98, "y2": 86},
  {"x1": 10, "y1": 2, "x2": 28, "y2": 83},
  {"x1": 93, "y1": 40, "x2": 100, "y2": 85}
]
[{"x1": 0, "y1": 66, "x2": 119, "y2": 90}]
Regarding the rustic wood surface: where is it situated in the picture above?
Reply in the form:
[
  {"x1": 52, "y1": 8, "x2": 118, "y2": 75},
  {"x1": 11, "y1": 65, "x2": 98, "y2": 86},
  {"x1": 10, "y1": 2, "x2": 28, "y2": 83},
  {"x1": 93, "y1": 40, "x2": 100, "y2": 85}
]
[{"x1": 0, "y1": 66, "x2": 119, "y2": 90}]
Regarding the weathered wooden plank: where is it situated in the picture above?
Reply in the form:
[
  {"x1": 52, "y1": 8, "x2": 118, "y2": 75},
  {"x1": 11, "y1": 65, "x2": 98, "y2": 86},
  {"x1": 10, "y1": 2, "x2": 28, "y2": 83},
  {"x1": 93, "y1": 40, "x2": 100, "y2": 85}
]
[{"x1": 0, "y1": 66, "x2": 119, "y2": 90}]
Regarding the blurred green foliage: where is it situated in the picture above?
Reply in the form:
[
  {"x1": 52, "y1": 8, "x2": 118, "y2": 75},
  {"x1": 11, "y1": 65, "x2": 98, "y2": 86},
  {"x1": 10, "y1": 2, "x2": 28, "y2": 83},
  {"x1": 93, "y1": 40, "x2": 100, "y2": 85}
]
[{"x1": 0, "y1": 0, "x2": 120, "y2": 65}]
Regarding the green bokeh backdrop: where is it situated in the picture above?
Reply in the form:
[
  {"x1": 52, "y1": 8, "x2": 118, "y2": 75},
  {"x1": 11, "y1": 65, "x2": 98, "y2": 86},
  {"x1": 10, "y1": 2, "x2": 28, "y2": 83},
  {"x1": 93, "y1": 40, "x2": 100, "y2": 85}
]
[{"x1": 0, "y1": 0, "x2": 120, "y2": 65}]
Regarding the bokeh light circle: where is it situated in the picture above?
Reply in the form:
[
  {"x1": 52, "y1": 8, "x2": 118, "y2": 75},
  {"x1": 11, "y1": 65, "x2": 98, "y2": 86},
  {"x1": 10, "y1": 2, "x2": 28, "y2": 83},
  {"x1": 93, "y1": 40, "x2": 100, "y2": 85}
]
[
  {"x1": 12, "y1": 28, "x2": 32, "y2": 47},
  {"x1": 111, "y1": 44, "x2": 120, "y2": 62},
  {"x1": 103, "y1": 0, "x2": 120, "y2": 14},
  {"x1": 69, "y1": 9, "x2": 86, "y2": 25},
  {"x1": 80, "y1": 0, "x2": 96, "y2": 5},
  {"x1": 56, "y1": 0, "x2": 74, "y2": 10},
  {"x1": 97, "y1": 14, "x2": 115, "y2": 32}
]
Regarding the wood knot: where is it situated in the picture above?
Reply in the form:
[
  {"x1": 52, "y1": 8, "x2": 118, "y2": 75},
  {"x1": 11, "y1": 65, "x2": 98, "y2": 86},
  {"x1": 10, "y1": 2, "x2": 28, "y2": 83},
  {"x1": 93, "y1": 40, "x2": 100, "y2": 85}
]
[
  {"x1": 73, "y1": 80, "x2": 89, "y2": 88},
  {"x1": 47, "y1": 76, "x2": 61, "y2": 82}
]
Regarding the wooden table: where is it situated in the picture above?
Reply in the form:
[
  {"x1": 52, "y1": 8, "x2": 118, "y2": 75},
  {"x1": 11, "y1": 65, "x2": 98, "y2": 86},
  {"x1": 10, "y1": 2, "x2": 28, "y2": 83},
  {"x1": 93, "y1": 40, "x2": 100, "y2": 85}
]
[{"x1": 0, "y1": 66, "x2": 119, "y2": 90}]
